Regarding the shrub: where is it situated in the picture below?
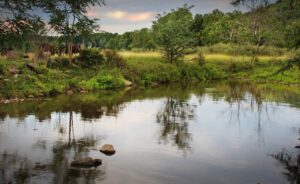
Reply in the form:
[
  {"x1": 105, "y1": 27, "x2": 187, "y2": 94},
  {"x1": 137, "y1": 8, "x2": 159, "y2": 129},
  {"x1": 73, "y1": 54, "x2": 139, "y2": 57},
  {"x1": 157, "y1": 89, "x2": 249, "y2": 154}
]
[
  {"x1": 78, "y1": 48, "x2": 104, "y2": 67},
  {"x1": 196, "y1": 64, "x2": 225, "y2": 81},
  {"x1": 81, "y1": 73, "x2": 125, "y2": 90},
  {"x1": 104, "y1": 49, "x2": 127, "y2": 68}
]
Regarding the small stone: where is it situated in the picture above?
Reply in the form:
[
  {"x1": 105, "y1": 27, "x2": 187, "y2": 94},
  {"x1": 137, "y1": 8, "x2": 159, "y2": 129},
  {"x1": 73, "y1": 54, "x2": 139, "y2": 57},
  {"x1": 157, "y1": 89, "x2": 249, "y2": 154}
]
[
  {"x1": 28, "y1": 95, "x2": 34, "y2": 98},
  {"x1": 100, "y1": 144, "x2": 116, "y2": 155},
  {"x1": 124, "y1": 80, "x2": 132, "y2": 87},
  {"x1": 71, "y1": 157, "x2": 102, "y2": 168},
  {"x1": 295, "y1": 146, "x2": 300, "y2": 149}
]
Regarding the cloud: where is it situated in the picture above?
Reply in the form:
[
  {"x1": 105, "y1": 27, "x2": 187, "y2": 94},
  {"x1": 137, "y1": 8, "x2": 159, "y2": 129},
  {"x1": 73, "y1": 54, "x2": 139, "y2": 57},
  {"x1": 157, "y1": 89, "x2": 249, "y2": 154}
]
[
  {"x1": 87, "y1": 9, "x2": 154, "y2": 22},
  {"x1": 106, "y1": 11, "x2": 154, "y2": 22},
  {"x1": 126, "y1": 12, "x2": 154, "y2": 22},
  {"x1": 86, "y1": 10, "x2": 100, "y2": 17}
]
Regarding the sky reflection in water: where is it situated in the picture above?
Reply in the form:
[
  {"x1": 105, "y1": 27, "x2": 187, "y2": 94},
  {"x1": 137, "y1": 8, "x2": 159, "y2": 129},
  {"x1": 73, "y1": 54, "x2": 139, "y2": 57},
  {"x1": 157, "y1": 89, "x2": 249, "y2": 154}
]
[{"x1": 0, "y1": 82, "x2": 300, "y2": 184}]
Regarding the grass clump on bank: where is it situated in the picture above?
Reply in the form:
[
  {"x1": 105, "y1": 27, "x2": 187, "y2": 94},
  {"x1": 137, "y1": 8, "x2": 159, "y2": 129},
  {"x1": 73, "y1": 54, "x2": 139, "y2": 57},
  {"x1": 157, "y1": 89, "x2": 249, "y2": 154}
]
[{"x1": 80, "y1": 70, "x2": 126, "y2": 90}]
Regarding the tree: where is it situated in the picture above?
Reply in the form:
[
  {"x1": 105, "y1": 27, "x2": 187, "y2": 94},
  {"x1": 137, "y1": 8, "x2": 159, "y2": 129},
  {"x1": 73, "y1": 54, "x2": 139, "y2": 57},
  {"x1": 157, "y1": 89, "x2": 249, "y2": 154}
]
[
  {"x1": 0, "y1": 0, "x2": 37, "y2": 18},
  {"x1": 130, "y1": 28, "x2": 155, "y2": 51},
  {"x1": 231, "y1": 0, "x2": 269, "y2": 12},
  {"x1": 119, "y1": 32, "x2": 132, "y2": 50},
  {"x1": 202, "y1": 9, "x2": 225, "y2": 45},
  {"x1": 105, "y1": 34, "x2": 122, "y2": 50},
  {"x1": 152, "y1": 5, "x2": 195, "y2": 63},
  {"x1": 232, "y1": 0, "x2": 271, "y2": 62},
  {"x1": 286, "y1": 20, "x2": 300, "y2": 50},
  {"x1": 0, "y1": 0, "x2": 43, "y2": 52},
  {"x1": 44, "y1": 0, "x2": 105, "y2": 65},
  {"x1": 191, "y1": 14, "x2": 204, "y2": 46},
  {"x1": 74, "y1": 16, "x2": 99, "y2": 47}
]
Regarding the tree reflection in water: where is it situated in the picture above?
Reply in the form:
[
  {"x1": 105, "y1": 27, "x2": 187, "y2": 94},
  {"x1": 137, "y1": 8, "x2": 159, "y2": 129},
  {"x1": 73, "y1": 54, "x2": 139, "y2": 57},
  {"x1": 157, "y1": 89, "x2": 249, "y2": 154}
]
[
  {"x1": 0, "y1": 112, "x2": 105, "y2": 184},
  {"x1": 157, "y1": 97, "x2": 196, "y2": 152},
  {"x1": 51, "y1": 111, "x2": 105, "y2": 184},
  {"x1": 0, "y1": 82, "x2": 299, "y2": 183},
  {"x1": 270, "y1": 149, "x2": 300, "y2": 184}
]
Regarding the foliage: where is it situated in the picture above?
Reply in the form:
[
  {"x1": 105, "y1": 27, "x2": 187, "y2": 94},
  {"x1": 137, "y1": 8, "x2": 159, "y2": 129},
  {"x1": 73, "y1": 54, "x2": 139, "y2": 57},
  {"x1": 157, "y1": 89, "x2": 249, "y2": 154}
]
[
  {"x1": 104, "y1": 50, "x2": 126, "y2": 68},
  {"x1": 0, "y1": 51, "x2": 299, "y2": 99},
  {"x1": 286, "y1": 20, "x2": 300, "y2": 49},
  {"x1": 152, "y1": 5, "x2": 195, "y2": 63},
  {"x1": 78, "y1": 48, "x2": 104, "y2": 67},
  {"x1": 81, "y1": 72, "x2": 125, "y2": 90},
  {"x1": 44, "y1": 0, "x2": 105, "y2": 64},
  {"x1": 130, "y1": 28, "x2": 155, "y2": 50},
  {"x1": 191, "y1": 14, "x2": 205, "y2": 46}
]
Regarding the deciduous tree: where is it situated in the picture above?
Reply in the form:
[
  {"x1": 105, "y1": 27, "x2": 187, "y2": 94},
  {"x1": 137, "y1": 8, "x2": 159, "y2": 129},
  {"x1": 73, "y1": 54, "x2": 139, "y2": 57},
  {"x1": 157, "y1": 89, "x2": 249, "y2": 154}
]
[
  {"x1": 153, "y1": 5, "x2": 195, "y2": 63},
  {"x1": 44, "y1": 0, "x2": 105, "y2": 65}
]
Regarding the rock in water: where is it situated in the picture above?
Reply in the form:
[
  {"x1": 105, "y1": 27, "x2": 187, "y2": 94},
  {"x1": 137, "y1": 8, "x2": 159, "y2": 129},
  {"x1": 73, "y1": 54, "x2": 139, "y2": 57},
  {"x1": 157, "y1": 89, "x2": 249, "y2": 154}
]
[
  {"x1": 71, "y1": 157, "x2": 102, "y2": 168},
  {"x1": 100, "y1": 144, "x2": 116, "y2": 155}
]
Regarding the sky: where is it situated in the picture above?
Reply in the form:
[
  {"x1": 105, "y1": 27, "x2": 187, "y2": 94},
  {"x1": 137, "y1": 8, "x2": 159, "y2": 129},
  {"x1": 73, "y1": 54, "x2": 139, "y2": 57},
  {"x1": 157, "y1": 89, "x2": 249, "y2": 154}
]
[{"x1": 86, "y1": 0, "x2": 240, "y2": 34}]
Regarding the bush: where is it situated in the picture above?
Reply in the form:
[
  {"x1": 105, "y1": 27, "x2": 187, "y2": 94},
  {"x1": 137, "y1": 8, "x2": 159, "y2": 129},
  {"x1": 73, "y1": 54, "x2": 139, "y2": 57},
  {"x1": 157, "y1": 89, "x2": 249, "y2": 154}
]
[
  {"x1": 104, "y1": 49, "x2": 127, "y2": 68},
  {"x1": 78, "y1": 48, "x2": 104, "y2": 67},
  {"x1": 81, "y1": 73, "x2": 125, "y2": 90}
]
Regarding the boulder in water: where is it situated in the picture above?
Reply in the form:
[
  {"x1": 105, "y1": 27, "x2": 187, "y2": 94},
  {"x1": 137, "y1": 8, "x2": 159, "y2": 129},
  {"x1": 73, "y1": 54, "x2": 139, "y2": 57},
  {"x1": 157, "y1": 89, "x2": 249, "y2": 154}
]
[
  {"x1": 71, "y1": 157, "x2": 102, "y2": 168},
  {"x1": 100, "y1": 144, "x2": 116, "y2": 155}
]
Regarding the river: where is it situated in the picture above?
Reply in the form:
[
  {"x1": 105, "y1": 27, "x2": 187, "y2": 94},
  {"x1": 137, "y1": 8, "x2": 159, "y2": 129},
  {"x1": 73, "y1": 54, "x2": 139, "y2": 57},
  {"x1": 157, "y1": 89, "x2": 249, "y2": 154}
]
[{"x1": 0, "y1": 81, "x2": 300, "y2": 184}]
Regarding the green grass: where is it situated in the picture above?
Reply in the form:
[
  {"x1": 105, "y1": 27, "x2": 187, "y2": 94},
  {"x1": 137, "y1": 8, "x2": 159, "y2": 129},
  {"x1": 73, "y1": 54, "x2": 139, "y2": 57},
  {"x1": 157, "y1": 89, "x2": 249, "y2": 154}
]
[{"x1": 0, "y1": 51, "x2": 299, "y2": 100}]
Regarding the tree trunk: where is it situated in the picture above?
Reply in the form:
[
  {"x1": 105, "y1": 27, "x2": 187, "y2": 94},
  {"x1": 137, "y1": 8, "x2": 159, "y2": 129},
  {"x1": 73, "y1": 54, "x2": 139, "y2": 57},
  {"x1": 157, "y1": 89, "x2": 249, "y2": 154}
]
[{"x1": 68, "y1": 36, "x2": 73, "y2": 66}]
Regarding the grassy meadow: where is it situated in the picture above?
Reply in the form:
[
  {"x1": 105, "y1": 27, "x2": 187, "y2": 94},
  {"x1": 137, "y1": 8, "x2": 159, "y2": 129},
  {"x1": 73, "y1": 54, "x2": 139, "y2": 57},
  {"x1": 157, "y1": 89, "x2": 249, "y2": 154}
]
[{"x1": 0, "y1": 49, "x2": 299, "y2": 100}]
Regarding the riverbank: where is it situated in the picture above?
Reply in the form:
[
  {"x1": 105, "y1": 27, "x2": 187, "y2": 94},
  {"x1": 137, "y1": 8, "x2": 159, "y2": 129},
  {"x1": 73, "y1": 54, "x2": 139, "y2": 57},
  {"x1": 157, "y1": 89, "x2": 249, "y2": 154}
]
[{"x1": 0, "y1": 51, "x2": 299, "y2": 103}]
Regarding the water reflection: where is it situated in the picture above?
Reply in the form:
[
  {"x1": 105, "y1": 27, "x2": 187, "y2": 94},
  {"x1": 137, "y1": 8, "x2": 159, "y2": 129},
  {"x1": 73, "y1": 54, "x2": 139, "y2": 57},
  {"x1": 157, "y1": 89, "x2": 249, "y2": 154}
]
[
  {"x1": 157, "y1": 97, "x2": 196, "y2": 151},
  {"x1": 0, "y1": 81, "x2": 299, "y2": 184},
  {"x1": 0, "y1": 111, "x2": 105, "y2": 184},
  {"x1": 271, "y1": 149, "x2": 300, "y2": 184}
]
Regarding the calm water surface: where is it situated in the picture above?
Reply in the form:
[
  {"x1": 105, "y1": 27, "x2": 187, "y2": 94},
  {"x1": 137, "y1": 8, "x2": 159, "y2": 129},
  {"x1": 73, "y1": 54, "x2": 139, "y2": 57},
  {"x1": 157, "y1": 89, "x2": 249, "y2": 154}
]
[{"x1": 0, "y1": 82, "x2": 300, "y2": 184}]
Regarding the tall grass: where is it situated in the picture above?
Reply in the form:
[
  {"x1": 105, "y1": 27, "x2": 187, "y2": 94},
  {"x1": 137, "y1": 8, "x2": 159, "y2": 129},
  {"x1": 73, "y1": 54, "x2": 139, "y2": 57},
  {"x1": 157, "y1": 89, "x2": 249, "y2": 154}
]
[{"x1": 200, "y1": 43, "x2": 291, "y2": 56}]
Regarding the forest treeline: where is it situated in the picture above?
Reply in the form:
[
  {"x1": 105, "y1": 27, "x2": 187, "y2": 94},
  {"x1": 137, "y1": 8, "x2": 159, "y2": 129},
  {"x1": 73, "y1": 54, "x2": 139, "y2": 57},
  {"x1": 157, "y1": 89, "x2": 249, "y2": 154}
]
[
  {"x1": 74, "y1": 1, "x2": 299, "y2": 51},
  {"x1": 1, "y1": 0, "x2": 300, "y2": 56}
]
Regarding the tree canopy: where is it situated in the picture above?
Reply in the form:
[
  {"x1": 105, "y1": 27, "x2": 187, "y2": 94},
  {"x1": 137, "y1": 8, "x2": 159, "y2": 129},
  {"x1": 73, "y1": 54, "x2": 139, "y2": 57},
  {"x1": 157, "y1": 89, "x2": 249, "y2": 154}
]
[{"x1": 152, "y1": 5, "x2": 195, "y2": 63}]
